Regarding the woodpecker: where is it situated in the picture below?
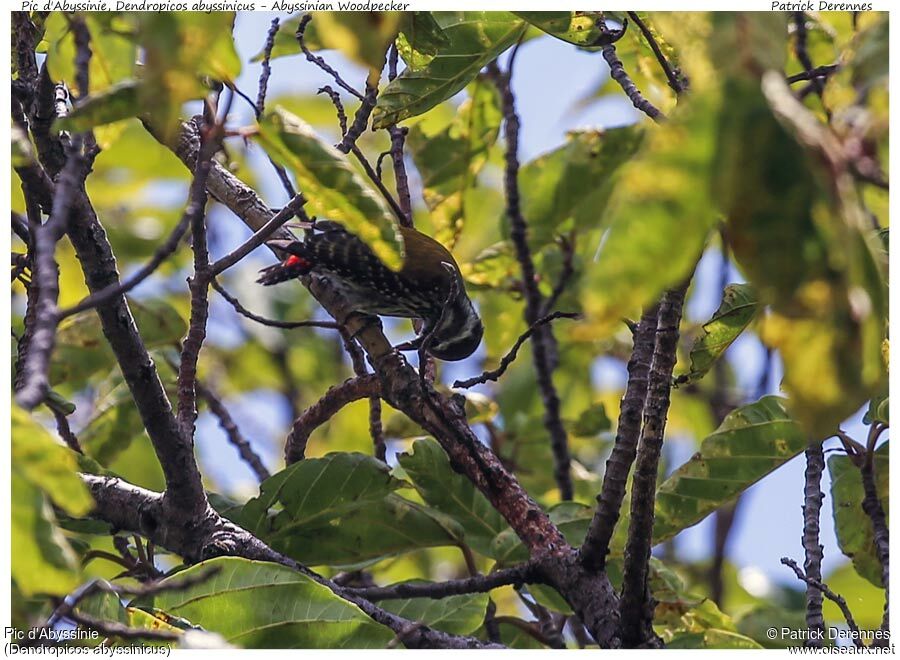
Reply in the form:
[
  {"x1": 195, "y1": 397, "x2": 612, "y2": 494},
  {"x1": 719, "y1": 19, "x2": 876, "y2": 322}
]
[{"x1": 258, "y1": 220, "x2": 483, "y2": 361}]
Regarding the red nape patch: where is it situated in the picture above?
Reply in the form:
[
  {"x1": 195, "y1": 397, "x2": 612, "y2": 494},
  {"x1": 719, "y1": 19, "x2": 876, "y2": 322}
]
[{"x1": 285, "y1": 255, "x2": 310, "y2": 269}]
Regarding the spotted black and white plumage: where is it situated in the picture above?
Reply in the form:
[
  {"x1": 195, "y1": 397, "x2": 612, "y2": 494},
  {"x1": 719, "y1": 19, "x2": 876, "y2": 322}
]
[{"x1": 257, "y1": 221, "x2": 483, "y2": 361}]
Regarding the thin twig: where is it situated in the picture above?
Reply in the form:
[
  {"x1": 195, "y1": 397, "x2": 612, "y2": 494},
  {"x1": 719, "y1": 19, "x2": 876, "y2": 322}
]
[
  {"x1": 861, "y1": 422, "x2": 890, "y2": 634},
  {"x1": 339, "y1": 328, "x2": 386, "y2": 461},
  {"x1": 786, "y1": 63, "x2": 840, "y2": 84},
  {"x1": 318, "y1": 85, "x2": 349, "y2": 136},
  {"x1": 626, "y1": 12, "x2": 685, "y2": 94},
  {"x1": 453, "y1": 312, "x2": 581, "y2": 388},
  {"x1": 15, "y1": 143, "x2": 84, "y2": 409},
  {"x1": 492, "y1": 616, "x2": 557, "y2": 648},
  {"x1": 386, "y1": 45, "x2": 412, "y2": 225},
  {"x1": 66, "y1": 611, "x2": 182, "y2": 642},
  {"x1": 209, "y1": 193, "x2": 308, "y2": 276},
  {"x1": 212, "y1": 278, "x2": 339, "y2": 330},
  {"x1": 349, "y1": 563, "x2": 538, "y2": 601},
  {"x1": 251, "y1": 20, "x2": 298, "y2": 201},
  {"x1": 801, "y1": 441, "x2": 826, "y2": 646},
  {"x1": 175, "y1": 106, "x2": 226, "y2": 439},
  {"x1": 284, "y1": 374, "x2": 382, "y2": 464},
  {"x1": 618, "y1": 283, "x2": 689, "y2": 647},
  {"x1": 47, "y1": 567, "x2": 221, "y2": 633},
  {"x1": 337, "y1": 82, "x2": 377, "y2": 154},
  {"x1": 781, "y1": 557, "x2": 863, "y2": 647},
  {"x1": 348, "y1": 143, "x2": 409, "y2": 224},
  {"x1": 295, "y1": 14, "x2": 364, "y2": 101},
  {"x1": 490, "y1": 54, "x2": 573, "y2": 501},
  {"x1": 581, "y1": 305, "x2": 659, "y2": 571},
  {"x1": 61, "y1": 211, "x2": 191, "y2": 318},
  {"x1": 540, "y1": 234, "x2": 576, "y2": 317},
  {"x1": 293, "y1": 18, "x2": 404, "y2": 223},
  {"x1": 595, "y1": 16, "x2": 665, "y2": 122},
  {"x1": 792, "y1": 13, "x2": 827, "y2": 106},
  {"x1": 197, "y1": 382, "x2": 270, "y2": 482},
  {"x1": 256, "y1": 18, "x2": 279, "y2": 116},
  {"x1": 50, "y1": 407, "x2": 82, "y2": 454}
]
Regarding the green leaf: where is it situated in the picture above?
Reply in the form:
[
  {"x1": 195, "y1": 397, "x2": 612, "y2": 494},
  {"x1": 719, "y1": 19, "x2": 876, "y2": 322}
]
[
  {"x1": 380, "y1": 591, "x2": 488, "y2": 635},
  {"x1": 520, "y1": 127, "x2": 644, "y2": 250},
  {"x1": 56, "y1": 81, "x2": 141, "y2": 133},
  {"x1": 461, "y1": 241, "x2": 519, "y2": 290},
  {"x1": 238, "y1": 452, "x2": 404, "y2": 534},
  {"x1": 569, "y1": 402, "x2": 612, "y2": 437},
  {"x1": 137, "y1": 12, "x2": 241, "y2": 140},
  {"x1": 513, "y1": 12, "x2": 605, "y2": 47},
  {"x1": 864, "y1": 394, "x2": 889, "y2": 426},
  {"x1": 76, "y1": 589, "x2": 183, "y2": 645},
  {"x1": 397, "y1": 11, "x2": 451, "y2": 68},
  {"x1": 724, "y1": 72, "x2": 888, "y2": 437},
  {"x1": 373, "y1": 12, "x2": 526, "y2": 128},
  {"x1": 80, "y1": 383, "x2": 145, "y2": 467},
  {"x1": 407, "y1": 77, "x2": 501, "y2": 247},
  {"x1": 43, "y1": 13, "x2": 137, "y2": 97},
  {"x1": 275, "y1": 495, "x2": 464, "y2": 567},
  {"x1": 666, "y1": 629, "x2": 763, "y2": 649},
  {"x1": 736, "y1": 605, "x2": 807, "y2": 649},
  {"x1": 12, "y1": 473, "x2": 80, "y2": 597},
  {"x1": 12, "y1": 406, "x2": 93, "y2": 517},
  {"x1": 680, "y1": 283, "x2": 759, "y2": 383},
  {"x1": 653, "y1": 396, "x2": 807, "y2": 543},
  {"x1": 256, "y1": 107, "x2": 403, "y2": 269},
  {"x1": 821, "y1": 562, "x2": 886, "y2": 630},
  {"x1": 140, "y1": 558, "x2": 394, "y2": 648},
  {"x1": 50, "y1": 297, "x2": 187, "y2": 389},
  {"x1": 398, "y1": 438, "x2": 508, "y2": 557},
  {"x1": 233, "y1": 453, "x2": 463, "y2": 566},
  {"x1": 577, "y1": 91, "x2": 720, "y2": 340},
  {"x1": 828, "y1": 441, "x2": 889, "y2": 586},
  {"x1": 848, "y1": 15, "x2": 888, "y2": 91}
]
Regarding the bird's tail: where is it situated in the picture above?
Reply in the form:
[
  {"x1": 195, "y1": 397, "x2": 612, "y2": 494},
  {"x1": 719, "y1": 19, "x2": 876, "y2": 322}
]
[{"x1": 257, "y1": 239, "x2": 313, "y2": 286}]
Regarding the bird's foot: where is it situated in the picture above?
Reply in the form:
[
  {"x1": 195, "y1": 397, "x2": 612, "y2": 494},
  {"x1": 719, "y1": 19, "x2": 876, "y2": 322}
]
[{"x1": 394, "y1": 336, "x2": 425, "y2": 352}]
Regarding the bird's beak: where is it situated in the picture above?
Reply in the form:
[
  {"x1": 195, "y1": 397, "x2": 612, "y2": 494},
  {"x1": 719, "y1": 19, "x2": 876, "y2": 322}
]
[{"x1": 266, "y1": 239, "x2": 296, "y2": 252}]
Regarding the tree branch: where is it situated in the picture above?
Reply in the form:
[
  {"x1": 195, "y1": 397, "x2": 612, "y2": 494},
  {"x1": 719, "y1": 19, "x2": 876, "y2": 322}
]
[
  {"x1": 626, "y1": 12, "x2": 686, "y2": 95},
  {"x1": 349, "y1": 563, "x2": 539, "y2": 601},
  {"x1": 80, "y1": 474, "x2": 500, "y2": 649},
  {"x1": 452, "y1": 312, "x2": 581, "y2": 389},
  {"x1": 256, "y1": 17, "x2": 279, "y2": 116},
  {"x1": 781, "y1": 557, "x2": 863, "y2": 647},
  {"x1": 176, "y1": 108, "x2": 226, "y2": 441},
  {"x1": 618, "y1": 283, "x2": 688, "y2": 647},
  {"x1": 801, "y1": 441, "x2": 826, "y2": 646},
  {"x1": 211, "y1": 277, "x2": 339, "y2": 330},
  {"x1": 14, "y1": 144, "x2": 83, "y2": 409},
  {"x1": 60, "y1": 207, "x2": 190, "y2": 318},
  {"x1": 152, "y1": 118, "x2": 622, "y2": 648},
  {"x1": 197, "y1": 382, "x2": 271, "y2": 482},
  {"x1": 386, "y1": 45, "x2": 413, "y2": 225},
  {"x1": 490, "y1": 54, "x2": 573, "y2": 501},
  {"x1": 861, "y1": 422, "x2": 890, "y2": 634},
  {"x1": 284, "y1": 374, "x2": 382, "y2": 464},
  {"x1": 581, "y1": 305, "x2": 660, "y2": 571},
  {"x1": 339, "y1": 328, "x2": 386, "y2": 461},
  {"x1": 595, "y1": 16, "x2": 665, "y2": 122}
]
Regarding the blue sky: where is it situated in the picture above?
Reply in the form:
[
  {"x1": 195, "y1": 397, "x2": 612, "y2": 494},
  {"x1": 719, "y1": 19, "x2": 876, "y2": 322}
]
[{"x1": 188, "y1": 12, "x2": 880, "y2": 594}]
